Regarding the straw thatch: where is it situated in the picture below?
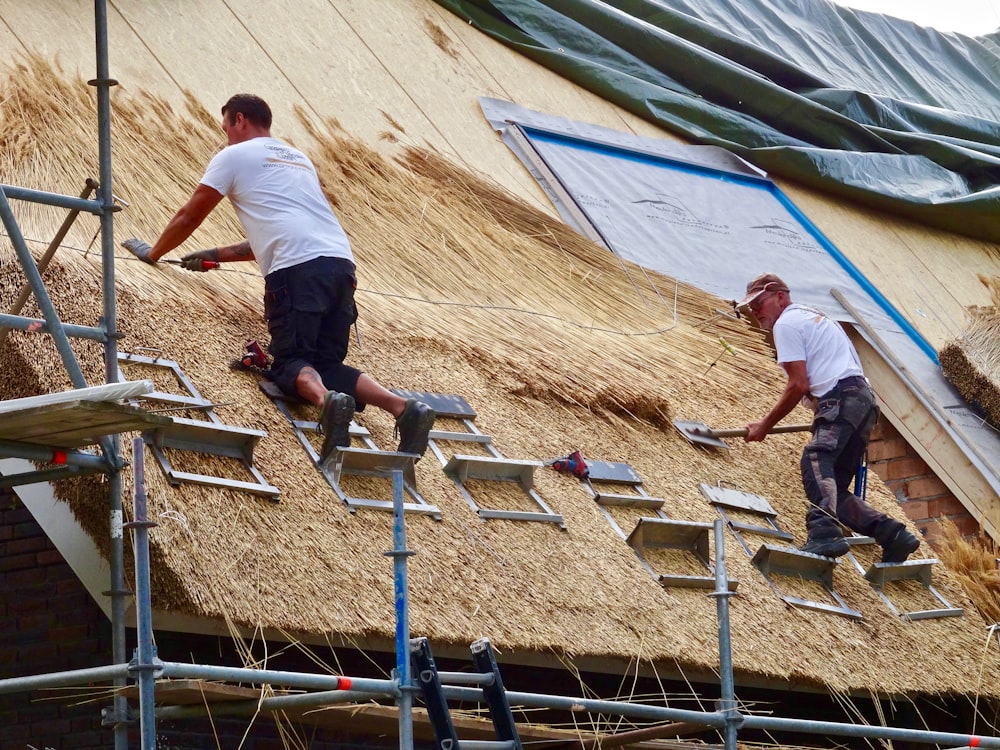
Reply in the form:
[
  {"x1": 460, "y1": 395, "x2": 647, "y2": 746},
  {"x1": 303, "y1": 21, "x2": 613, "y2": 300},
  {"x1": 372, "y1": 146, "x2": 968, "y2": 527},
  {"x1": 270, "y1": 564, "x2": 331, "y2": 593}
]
[
  {"x1": 934, "y1": 517, "x2": 1000, "y2": 625},
  {"x1": 3, "y1": 55, "x2": 1000, "y2": 703},
  {"x1": 940, "y1": 276, "x2": 1000, "y2": 431}
]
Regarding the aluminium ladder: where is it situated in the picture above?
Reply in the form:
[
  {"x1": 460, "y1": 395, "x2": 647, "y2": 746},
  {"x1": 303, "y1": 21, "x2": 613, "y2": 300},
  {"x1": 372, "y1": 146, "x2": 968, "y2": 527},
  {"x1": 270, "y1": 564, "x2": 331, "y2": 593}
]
[
  {"x1": 842, "y1": 538, "x2": 962, "y2": 620},
  {"x1": 396, "y1": 390, "x2": 563, "y2": 527},
  {"x1": 584, "y1": 461, "x2": 734, "y2": 590},
  {"x1": 118, "y1": 351, "x2": 279, "y2": 500},
  {"x1": 259, "y1": 380, "x2": 441, "y2": 518},
  {"x1": 700, "y1": 482, "x2": 862, "y2": 619}
]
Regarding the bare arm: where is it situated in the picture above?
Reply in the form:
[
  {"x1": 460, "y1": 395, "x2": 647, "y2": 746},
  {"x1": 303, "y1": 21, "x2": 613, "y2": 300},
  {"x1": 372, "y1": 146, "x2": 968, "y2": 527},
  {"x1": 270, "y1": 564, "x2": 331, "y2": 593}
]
[
  {"x1": 148, "y1": 184, "x2": 224, "y2": 262},
  {"x1": 745, "y1": 359, "x2": 810, "y2": 442},
  {"x1": 212, "y1": 240, "x2": 256, "y2": 263}
]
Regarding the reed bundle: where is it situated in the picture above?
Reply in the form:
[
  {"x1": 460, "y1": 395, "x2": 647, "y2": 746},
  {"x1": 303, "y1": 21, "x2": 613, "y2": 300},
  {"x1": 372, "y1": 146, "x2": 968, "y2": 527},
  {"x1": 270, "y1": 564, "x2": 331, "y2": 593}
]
[{"x1": 940, "y1": 276, "x2": 1000, "y2": 430}]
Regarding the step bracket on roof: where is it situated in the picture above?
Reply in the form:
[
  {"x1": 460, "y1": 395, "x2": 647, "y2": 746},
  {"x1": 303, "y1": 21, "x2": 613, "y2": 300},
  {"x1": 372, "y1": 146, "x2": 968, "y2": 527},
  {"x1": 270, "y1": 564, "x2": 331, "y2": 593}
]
[
  {"x1": 584, "y1": 463, "x2": 733, "y2": 590},
  {"x1": 864, "y1": 558, "x2": 963, "y2": 620},
  {"x1": 397, "y1": 389, "x2": 563, "y2": 528},
  {"x1": 703, "y1": 482, "x2": 859, "y2": 618},
  {"x1": 753, "y1": 544, "x2": 863, "y2": 620},
  {"x1": 260, "y1": 380, "x2": 441, "y2": 519},
  {"x1": 700, "y1": 482, "x2": 794, "y2": 554},
  {"x1": 118, "y1": 352, "x2": 279, "y2": 500},
  {"x1": 843, "y1": 537, "x2": 963, "y2": 620}
]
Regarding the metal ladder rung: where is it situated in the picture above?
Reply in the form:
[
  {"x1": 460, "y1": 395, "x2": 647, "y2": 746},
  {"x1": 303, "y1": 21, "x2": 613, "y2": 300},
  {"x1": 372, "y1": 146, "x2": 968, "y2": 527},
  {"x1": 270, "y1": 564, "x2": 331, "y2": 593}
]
[
  {"x1": 729, "y1": 520, "x2": 794, "y2": 542},
  {"x1": 428, "y1": 429, "x2": 493, "y2": 444},
  {"x1": 478, "y1": 508, "x2": 565, "y2": 525},
  {"x1": 137, "y1": 390, "x2": 216, "y2": 410},
  {"x1": 594, "y1": 492, "x2": 664, "y2": 509},
  {"x1": 900, "y1": 607, "x2": 965, "y2": 621},
  {"x1": 846, "y1": 535, "x2": 876, "y2": 546},
  {"x1": 294, "y1": 418, "x2": 371, "y2": 439},
  {"x1": 146, "y1": 417, "x2": 266, "y2": 460},
  {"x1": 338, "y1": 497, "x2": 442, "y2": 516},
  {"x1": 444, "y1": 455, "x2": 541, "y2": 487},
  {"x1": 437, "y1": 671, "x2": 495, "y2": 687},
  {"x1": 168, "y1": 470, "x2": 281, "y2": 498},
  {"x1": 658, "y1": 574, "x2": 735, "y2": 591}
]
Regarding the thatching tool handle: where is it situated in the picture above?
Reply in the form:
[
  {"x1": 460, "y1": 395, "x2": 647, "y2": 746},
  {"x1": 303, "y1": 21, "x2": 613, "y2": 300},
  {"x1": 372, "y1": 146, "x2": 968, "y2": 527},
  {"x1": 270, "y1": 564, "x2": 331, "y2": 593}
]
[{"x1": 696, "y1": 424, "x2": 812, "y2": 439}]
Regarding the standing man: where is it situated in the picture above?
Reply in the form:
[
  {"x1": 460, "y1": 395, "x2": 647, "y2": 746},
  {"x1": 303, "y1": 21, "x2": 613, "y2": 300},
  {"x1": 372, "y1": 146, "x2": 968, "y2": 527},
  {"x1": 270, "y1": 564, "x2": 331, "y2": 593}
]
[
  {"x1": 738, "y1": 273, "x2": 920, "y2": 562},
  {"x1": 123, "y1": 93, "x2": 434, "y2": 465}
]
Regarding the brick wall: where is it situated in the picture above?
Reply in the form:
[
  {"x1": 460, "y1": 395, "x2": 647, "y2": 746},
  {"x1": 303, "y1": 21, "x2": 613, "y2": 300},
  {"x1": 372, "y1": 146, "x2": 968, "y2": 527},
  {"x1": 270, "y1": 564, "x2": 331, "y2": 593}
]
[
  {"x1": 867, "y1": 419, "x2": 981, "y2": 544},
  {"x1": 0, "y1": 486, "x2": 115, "y2": 749},
  {"x1": 0, "y1": 486, "x2": 400, "y2": 749}
]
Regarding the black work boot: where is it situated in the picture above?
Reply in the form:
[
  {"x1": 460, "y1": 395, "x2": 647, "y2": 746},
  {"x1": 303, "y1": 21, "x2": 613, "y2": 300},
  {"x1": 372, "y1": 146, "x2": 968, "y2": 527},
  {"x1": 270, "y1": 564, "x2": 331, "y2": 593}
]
[
  {"x1": 319, "y1": 391, "x2": 355, "y2": 465},
  {"x1": 394, "y1": 399, "x2": 436, "y2": 459},
  {"x1": 880, "y1": 526, "x2": 920, "y2": 563},
  {"x1": 799, "y1": 511, "x2": 850, "y2": 559},
  {"x1": 800, "y1": 535, "x2": 850, "y2": 559}
]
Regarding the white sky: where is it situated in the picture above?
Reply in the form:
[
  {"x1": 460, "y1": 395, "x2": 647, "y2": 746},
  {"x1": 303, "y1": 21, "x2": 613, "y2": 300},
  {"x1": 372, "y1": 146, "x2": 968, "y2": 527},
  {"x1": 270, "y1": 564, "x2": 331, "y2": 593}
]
[{"x1": 833, "y1": 0, "x2": 1000, "y2": 35}]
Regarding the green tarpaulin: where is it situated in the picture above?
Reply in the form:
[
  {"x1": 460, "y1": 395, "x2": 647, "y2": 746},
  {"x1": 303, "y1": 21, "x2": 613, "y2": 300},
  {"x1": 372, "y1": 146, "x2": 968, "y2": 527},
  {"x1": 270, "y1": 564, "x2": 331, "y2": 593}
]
[{"x1": 434, "y1": 0, "x2": 1000, "y2": 243}]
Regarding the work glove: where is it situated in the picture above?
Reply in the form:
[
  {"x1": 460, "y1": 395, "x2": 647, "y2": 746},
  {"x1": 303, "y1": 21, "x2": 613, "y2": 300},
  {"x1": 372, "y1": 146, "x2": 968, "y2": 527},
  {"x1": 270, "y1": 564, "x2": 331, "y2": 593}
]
[
  {"x1": 180, "y1": 248, "x2": 220, "y2": 272},
  {"x1": 121, "y1": 238, "x2": 156, "y2": 264}
]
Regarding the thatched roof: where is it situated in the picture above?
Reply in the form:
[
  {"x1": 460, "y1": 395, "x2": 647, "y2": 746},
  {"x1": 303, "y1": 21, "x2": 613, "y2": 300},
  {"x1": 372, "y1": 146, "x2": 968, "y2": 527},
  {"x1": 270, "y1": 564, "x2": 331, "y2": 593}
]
[{"x1": 3, "y1": 56, "x2": 999, "y2": 702}]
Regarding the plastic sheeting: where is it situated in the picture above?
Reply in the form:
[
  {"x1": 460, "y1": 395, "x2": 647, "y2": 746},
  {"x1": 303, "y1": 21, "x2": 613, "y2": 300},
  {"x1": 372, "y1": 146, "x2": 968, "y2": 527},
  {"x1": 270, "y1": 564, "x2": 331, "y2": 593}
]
[
  {"x1": 433, "y1": 0, "x2": 1000, "y2": 243},
  {"x1": 483, "y1": 96, "x2": 1000, "y2": 528}
]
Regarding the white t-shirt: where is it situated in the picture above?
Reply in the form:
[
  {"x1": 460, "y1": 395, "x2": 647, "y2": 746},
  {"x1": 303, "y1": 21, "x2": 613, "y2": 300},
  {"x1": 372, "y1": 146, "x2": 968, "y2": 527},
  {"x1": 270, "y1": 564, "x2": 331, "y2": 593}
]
[
  {"x1": 772, "y1": 304, "x2": 864, "y2": 397},
  {"x1": 200, "y1": 137, "x2": 354, "y2": 277}
]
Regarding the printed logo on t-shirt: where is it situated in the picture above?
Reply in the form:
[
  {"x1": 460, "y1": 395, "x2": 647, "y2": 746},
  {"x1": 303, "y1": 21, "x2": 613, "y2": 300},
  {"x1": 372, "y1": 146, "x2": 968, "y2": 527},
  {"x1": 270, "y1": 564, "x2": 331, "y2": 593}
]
[{"x1": 263, "y1": 143, "x2": 310, "y2": 170}]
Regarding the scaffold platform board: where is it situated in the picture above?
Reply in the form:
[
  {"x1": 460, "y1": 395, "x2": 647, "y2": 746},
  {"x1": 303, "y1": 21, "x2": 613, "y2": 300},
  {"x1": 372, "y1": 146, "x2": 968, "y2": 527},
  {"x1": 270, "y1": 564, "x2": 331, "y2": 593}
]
[{"x1": 0, "y1": 380, "x2": 169, "y2": 449}]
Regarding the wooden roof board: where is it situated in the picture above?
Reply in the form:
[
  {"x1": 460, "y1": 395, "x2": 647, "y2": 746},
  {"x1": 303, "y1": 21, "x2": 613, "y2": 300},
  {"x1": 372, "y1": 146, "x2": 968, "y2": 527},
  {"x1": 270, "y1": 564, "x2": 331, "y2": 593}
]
[
  {"x1": 766, "y1": 181, "x2": 1000, "y2": 352},
  {"x1": 0, "y1": 0, "x2": 98, "y2": 67},
  {"x1": 0, "y1": 380, "x2": 155, "y2": 413}
]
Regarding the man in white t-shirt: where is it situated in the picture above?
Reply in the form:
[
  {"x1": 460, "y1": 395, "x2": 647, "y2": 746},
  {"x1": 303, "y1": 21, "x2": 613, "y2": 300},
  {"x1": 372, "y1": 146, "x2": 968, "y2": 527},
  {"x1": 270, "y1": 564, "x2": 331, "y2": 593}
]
[
  {"x1": 122, "y1": 94, "x2": 434, "y2": 465},
  {"x1": 737, "y1": 273, "x2": 920, "y2": 563}
]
